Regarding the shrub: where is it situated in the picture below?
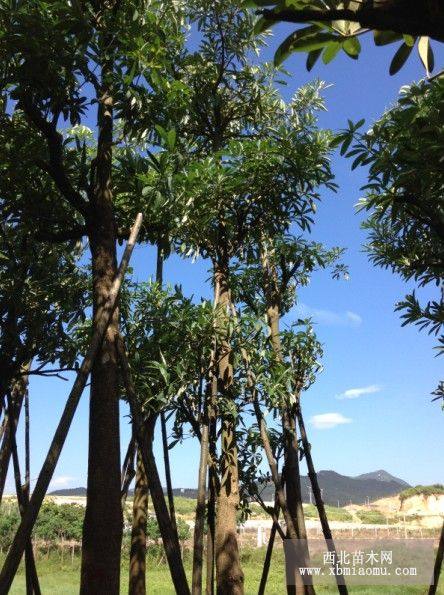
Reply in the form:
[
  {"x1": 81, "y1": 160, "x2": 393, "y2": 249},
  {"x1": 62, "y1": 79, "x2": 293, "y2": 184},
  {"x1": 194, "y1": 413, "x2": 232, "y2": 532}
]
[
  {"x1": 304, "y1": 504, "x2": 353, "y2": 522},
  {"x1": 0, "y1": 504, "x2": 20, "y2": 551},
  {"x1": 356, "y1": 510, "x2": 387, "y2": 525},
  {"x1": 34, "y1": 501, "x2": 84, "y2": 542},
  {"x1": 399, "y1": 484, "x2": 444, "y2": 503}
]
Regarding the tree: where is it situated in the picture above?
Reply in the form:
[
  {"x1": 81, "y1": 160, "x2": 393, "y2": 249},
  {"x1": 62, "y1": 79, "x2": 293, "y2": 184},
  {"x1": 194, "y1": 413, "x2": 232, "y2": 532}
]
[
  {"x1": 339, "y1": 78, "x2": 443, "y2": 400},
  {"x1": 233, "y1": 231, "x2": 345, "y2": 593},
  {"x1": 248, "y1": 1, "x2": 441, "y2": 74},
  {"x1": 0, "y1": 199, "x2": 86, "y2": 504},
  {"x1": 0, "y1": 1, "x2": 184, "y2": 590}
]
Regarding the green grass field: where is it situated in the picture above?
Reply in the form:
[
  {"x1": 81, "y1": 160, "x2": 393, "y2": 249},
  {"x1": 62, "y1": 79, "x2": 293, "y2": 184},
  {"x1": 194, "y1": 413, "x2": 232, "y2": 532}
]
[{"x1": 2, "y1": 548, "x2": 442, "y2": 595}]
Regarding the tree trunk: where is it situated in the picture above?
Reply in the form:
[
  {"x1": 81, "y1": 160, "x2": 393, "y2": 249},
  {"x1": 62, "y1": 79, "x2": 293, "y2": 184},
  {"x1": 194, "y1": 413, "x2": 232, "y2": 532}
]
[
  {"x1": 23, "y1": 386, "x2": 36, "y2": 595},
  {"x1": 156, "y1": 241, "x2": 178, "y2": 536},
  {"x1": 80, "y1": 36, "x2": 123, "y2": 594},
  {"x1": 428, "y1": 520, "x2": 444, "y2": 595},
  {"x1": 116, "y1": 338, "x2": 190, "y2": 595},
  {"x1": 296, "y1": 401, "x2": 348, "y2": 595},
  {"x1": 213, "y1": 259, "x2": 244, "y2": 595},
  {"x1": 129, "y1": 448, "x2": 148, "y2": 595},
  {"x1": 258, "y1": 520, "x2": 277, "y2": 595},
  {"x1": 0, "y1": 216, "x2": 141, "y2": 594},
  {"x1": 206, "y1": 407, "x2": 217, "y2": 595},
  {"x1": 121, "y1": 437, "x2": 136, "y2": 507},
  {"x1": 7, "y1": 389, "x2": 41, "y2": 595},
  {"x1": 0, "y1": 371, "x2": 28, "y2": 504},
  {"x1": 160, "y1": 413, "x2": 177, "y2": 535},
  {"x1": 261, "y1": 246, "x2": 313, "y2": 595},
  {"x1": 192, "y1": 386, "x2": 210, "y2": 595},
  {"x1": 283, "y1": 408, "x2": 314, "y2": 595}
]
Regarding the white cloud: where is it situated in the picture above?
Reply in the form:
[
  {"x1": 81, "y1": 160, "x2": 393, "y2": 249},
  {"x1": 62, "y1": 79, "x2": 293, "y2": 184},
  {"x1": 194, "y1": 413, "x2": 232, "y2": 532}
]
[
  {"x1": 337, "y1": 384, "x2": 381, "y2": 400},
  {"x1": 345, "y1": 311, "x2": 362, "y2": 326},
  {"x1": 310, "y1": 413, "x2": 352, "y2": 430},
  {"x1": 296, "y1": 303, "x2": 362, "y2": 328},
  {"x1": 50, "y1": 476, "x2": 75, "y2": 488}
]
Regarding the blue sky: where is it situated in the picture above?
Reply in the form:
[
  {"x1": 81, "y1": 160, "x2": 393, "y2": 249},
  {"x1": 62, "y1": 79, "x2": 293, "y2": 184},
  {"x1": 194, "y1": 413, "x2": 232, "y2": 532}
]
[{"x1": 7, "y1": 29, "x2": 444, "y2": 495}]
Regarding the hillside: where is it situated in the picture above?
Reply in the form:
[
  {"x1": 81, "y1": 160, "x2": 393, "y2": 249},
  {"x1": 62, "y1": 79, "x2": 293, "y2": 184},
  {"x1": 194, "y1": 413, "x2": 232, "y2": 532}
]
[
  {"x1": 49, "y1": 469, "x2": 410, "y2": 506},
  {"x1": 255, "y1": 469, "x2": 409, "y2": 506}
]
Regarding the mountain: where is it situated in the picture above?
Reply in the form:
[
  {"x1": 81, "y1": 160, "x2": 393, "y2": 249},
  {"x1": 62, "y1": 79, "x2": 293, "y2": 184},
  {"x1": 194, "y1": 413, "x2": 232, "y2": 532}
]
[
  {"x1": 49, "y1": 470, "x2": 410, "y2": 506},
  {"x1": 48, "y1": 486, "x2": 199, "y2": 498},
  {"x1": 257, "y1": 470, "x2": 410, "y2": 506},
  {"x1": 49, "y1": 487, "x2": 87, "y2": 497},
  {"x1": 354, "y1": 470, "x2": 410, "y2": 487}
]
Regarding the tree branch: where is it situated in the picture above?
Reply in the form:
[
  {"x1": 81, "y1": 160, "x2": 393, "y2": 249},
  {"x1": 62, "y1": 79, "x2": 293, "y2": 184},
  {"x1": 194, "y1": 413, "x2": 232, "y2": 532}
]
[
  {"x1": 262, "y1": 5, "x2": 444, "y2": 42},
  {"x1": 34, "y1": 224, "x2": 87, "y2": 243},
  {"x1": 20, "y1": 96, "x2": 90, "y2": 218}
]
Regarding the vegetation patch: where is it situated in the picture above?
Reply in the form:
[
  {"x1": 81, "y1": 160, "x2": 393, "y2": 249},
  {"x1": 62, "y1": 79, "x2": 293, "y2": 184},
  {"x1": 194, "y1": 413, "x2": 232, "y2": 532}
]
[{"x1": 399, "y1": 484, "x2": 444, "y2": 503}]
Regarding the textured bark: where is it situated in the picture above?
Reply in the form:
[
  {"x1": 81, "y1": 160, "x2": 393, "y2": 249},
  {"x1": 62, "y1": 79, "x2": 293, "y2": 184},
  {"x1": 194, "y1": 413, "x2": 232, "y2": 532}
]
[
  {"x1": 116, "y1": 338, "x2": 190, "y2": 595},
  {"x1": 251, "y1": 394, "x2": 297, "y2": 540},
  {"x1": 206, "y1": 403, "x2": 217, "y2": 595},
  {"x1": 213, "y1": 259, "x2": 244, "y2": 595},
  {"x1": 23, "y1": 387, "x2": 37, "y2": 595},
  {"x1": 7, "y1": 387, "x2": 41, "y2": 595},
  {"x1": 428, "y1": 520, "x2": 444, "y2": 595},
  {"x1": 296, "y1": 401, "x2": 348, "y2": 595},
  {"x1": 121, "y1": 437, "x2": 136, "y2": 507},
  {"x1": 261, "y1": 245, "x2": 313, "y2": 595},
  {"x1": 258, "y1": 518, "x2": 278, "y2": 595},
  {"x1": 80, "y1": 29, "x2": 122, "y2": 593},
  {"x1": 129, "y1": 449, "x2": 148, "y2": 595},
  {"x1": 0, "y1": 372, "x2": 27, "y2": 504},
  {"x1": 0, "y1": 215, "x2": 142, "y2": 594},
  {"x1": 161, "y1": 412, "x2": 177, "y2": 536},
  {"x1": 192, "y1": 387, "x2": 210, "y2": 595},
  {"x1": 156, "y1": 243, "x2": 178, "y2": 536}
]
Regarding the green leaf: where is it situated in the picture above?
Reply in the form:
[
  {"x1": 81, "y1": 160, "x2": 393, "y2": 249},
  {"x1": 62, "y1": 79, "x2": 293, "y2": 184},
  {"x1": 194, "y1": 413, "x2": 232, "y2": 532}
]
[
  {"x1": 373, "y1": 30, "x2": 402, "y2": 46},
  {"x1": 242, "y1": 0, "x2": 278, "y2": 6},
  {"x1": 167, "y1": 128, "x2": 176, "y2": 150},
  {"x1": 322, "y1": 41, "x2": 341, "y2": 65},
  {"x1": 389, "y1": 42, "x2": 414, "y2": 76},
  {"x1": 402, "y1": 34, "x2": 415, "y2": 47},
  {"x1": 274, "y1": 28, "x2": 338, "y2": 66},
  {"x1": 342, "y1": 36, "x2": 361, "y2": 58},
  {"x1": 254, "y1": 16, "x2": 272, "y2": 35},
  {"x1": 306, "y1": 48, "x2": 322, "y2": 72}
]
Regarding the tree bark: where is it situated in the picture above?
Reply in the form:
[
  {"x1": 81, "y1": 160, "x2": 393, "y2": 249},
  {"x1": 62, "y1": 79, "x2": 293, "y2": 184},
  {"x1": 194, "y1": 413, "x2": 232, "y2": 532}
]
[
  {"x1": 296, "y1": 401, "x2": 348, "y2": 595},
  {"x1": 121, "y1": 437, "x2": 136, "y2": 507},
  {"x1": 213, "y1": 258, "x2": 244, "y2": 595},
  {"x1": 428, "y1": 520, "x2": 444, "y2": 595},
  {"x1": 80, "y1": 29, "x2": 122, "y2": 593},
  {"x1": 129, "y1": 448, "x2": 148, "y2": 595},
  {"x1": 260, "y1": 245, "x2": 313, "y2": 595},
  {"x1": 116, "y1": 338, "x2": 190, "y2": 595},
  {"x1": 258, "y1": 517, "x2": 278, "y2": 595},
  {"x1": 0, "y1": 214, "x2": 142, "y2": 594},
  {"x1": 156, "y1": 241, "x2": 178, "y2": 536},
  {"x1": 160, "y1": 413, "x2": 177, "y2": 536},
  {"x1": 192, "y1": 385, "x2": 210, "y2": 595},
  {"x1": 7, "y1": 390, "x2": 41, "y2": 595},
  {"x1": 0, "y1": 380, "x2": 25, "y2": 505},
  {"x1": 206, "y1": 404, "x2": 217, "y2": 595}
]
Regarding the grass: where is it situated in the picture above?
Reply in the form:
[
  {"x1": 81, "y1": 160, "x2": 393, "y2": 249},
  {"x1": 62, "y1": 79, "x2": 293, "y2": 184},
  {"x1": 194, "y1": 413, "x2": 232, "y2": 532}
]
[
  {"x1": 172, "y1": 496, "x2": 198, "y2": 518},
  {"x1": 355, "y1": 510, "x2": 388, "y2": 525},
  {"x1": 2, "y1": 548, "x2": 442, "y2": 595},
  {"x1": 304, "y1": 504, "x2": 354, "y2": 523}
]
